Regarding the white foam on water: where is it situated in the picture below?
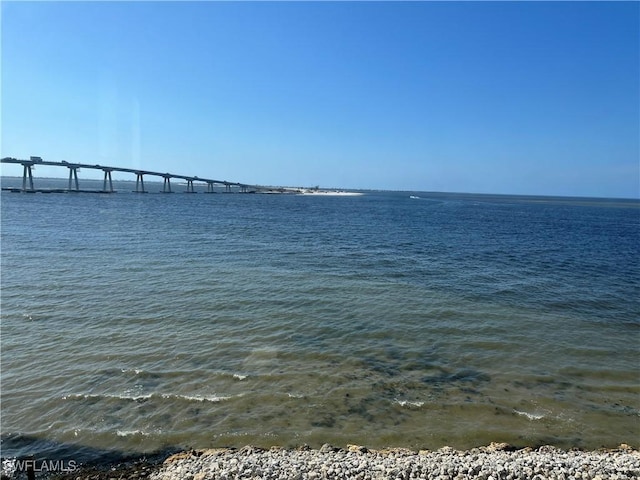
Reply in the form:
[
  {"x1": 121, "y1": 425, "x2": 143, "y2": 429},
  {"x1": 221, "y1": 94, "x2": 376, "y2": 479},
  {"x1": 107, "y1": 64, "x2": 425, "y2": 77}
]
[
  {"x1": 394, "y1": 399, "x2": 425, "y2": 408},
  {"x1": 62, "y1": 393, "x2": 153, "y2": 401},
  {"x1": 63, "y1": 392, "x2": 236, "y2": 403},
  {"x1": 514, "y1": 409, "x2": 545, "y2": 420},
  {"x1": 116, "y1": 429, "x2": 149, "y2": 437},
  {"x1": 161, "y1": 393, "x2": 233, "y2": 403},
  {"x1": 120, "y1": 368, "x2": 143, "y2": 375},
  {"x1": 113, "y1": 393, "x2": 153, "y2": 401},
  {"x1": 233, "y1": 374, "x2": 247, "y2": 380}
]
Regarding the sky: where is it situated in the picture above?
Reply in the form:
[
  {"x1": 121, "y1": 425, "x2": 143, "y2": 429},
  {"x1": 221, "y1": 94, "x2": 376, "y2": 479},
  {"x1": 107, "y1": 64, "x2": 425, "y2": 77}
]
[{"x1": 1, "y1": 1, "x2": 638, "y2": 198}]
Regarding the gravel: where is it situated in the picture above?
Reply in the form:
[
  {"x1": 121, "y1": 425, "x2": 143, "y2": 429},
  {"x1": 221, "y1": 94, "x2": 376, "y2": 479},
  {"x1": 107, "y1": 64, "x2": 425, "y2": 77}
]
[{"x1": 150, "y1": 443, "x2": 639, "y2": 480}]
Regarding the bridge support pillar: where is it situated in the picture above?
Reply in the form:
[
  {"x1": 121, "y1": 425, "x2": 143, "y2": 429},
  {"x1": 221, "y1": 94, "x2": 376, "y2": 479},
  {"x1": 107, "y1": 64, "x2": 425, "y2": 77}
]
[
  {"x1": 225, "y1": 184, "x2": 231, "y2": 193},
  {"x1": 67, "y1": 167, "x2": 80, "y2": 191},
  {"x1": 22, "y1": 164, "x2": 35, "y2": 191},
  {"x1": 163, "y1": 176, "x2": 172, "y2": 193},
  {"x1": 206, "y1": 182, "x2": 215, "y2": 193},
  {"x1": 102, "y1": 169, "x2": 114, "y2": 192},
  {"x1": 186, "y1": 179, "x2": 194, "y2": 193},
  {"x1": 135, "y1": 173, "x2": 146, "y2": 193}
]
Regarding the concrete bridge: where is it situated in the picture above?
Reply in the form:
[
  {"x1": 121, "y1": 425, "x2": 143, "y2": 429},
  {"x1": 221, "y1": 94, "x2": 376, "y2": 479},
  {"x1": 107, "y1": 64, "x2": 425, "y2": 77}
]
[{"x1": 1, "y1": 156, "x2": 293, "y2": 194}]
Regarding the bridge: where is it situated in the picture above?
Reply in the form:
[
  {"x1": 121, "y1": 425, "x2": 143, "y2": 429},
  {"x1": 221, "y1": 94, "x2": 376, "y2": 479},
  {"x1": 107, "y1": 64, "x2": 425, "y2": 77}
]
[{"x1": 0, "y1": 156, "x2": 294, "y2": 194}]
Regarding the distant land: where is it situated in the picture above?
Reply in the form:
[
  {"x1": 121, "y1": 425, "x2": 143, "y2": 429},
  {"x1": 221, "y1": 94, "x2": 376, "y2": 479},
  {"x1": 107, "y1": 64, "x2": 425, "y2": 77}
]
[{"x1": 1, "y1": 175, "x2": 638, "y2": 206}]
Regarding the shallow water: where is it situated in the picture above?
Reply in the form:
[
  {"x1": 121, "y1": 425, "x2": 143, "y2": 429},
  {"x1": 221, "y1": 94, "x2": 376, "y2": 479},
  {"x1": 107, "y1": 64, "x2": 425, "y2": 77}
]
[{"x1": 1, "y1": 178, "x2": 638, "y2": 462}]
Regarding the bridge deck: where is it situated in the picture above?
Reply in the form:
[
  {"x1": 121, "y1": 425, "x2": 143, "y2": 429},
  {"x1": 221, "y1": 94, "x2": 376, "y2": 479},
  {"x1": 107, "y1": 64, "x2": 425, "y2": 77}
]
[
  {"x1": 0, "y1": 157, "x2": 297, "y2": 193},
  {"x1": 1, "y1": 157, "x2": 249, "y2": 186}
]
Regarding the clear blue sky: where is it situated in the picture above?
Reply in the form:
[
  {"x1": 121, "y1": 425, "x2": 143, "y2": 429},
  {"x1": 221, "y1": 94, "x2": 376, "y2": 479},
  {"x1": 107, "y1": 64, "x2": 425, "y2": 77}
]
[{"x1": 1, "y1": 1, "x2": 638, "y2": 197}]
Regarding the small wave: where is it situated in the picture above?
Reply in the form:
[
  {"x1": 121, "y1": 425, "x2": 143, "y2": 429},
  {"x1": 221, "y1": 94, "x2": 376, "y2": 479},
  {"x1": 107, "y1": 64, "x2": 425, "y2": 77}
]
[
  {"x1": 233, "y1": 374, "x2": 248, "y2": 380},
  {"x1": 409, "y1": 195, "x2": 420, "y2": 199},
  {"x1": 63, "y1": 392, "x2": 234, "y2": 403},
  {"x1": 161, "y1": 393, "x2": 232, "y2": 403},
  {"x1": 62, "y1": 393, "x2": 152, "y2": 401},
  {"x1": 394, "y1": 399, "x2": 424, "y2": 408},
  {"x1": 514, "y1": 409, "x2": 545, "y2": 420},
  {"x1": 120, "y1": 368, "x2": 143, "y2": 375},
  {"x1": 287, "y1": 393, "x2": 305, "y2": 399},
  {"x1": 116, "y1": 429, "x2": 149, "y2": 437}
]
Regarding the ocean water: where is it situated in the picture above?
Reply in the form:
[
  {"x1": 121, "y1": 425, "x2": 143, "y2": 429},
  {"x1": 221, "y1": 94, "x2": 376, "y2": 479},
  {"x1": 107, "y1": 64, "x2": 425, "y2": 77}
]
[{"x1": 1, "y1": 178, "x2": 639, "y2": 464}]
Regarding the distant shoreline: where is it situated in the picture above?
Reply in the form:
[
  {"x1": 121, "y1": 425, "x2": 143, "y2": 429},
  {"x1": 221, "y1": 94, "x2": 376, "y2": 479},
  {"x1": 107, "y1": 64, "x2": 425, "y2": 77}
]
[
  {"x1": 1, "y1": 176, "x2": 638, "y2": 202},
  {"x1": 0, "y1": 175, "x2": 364, "y2": 196},
  {"x1": 297, "y1": 189, "x2": 364, "y2": 196}
]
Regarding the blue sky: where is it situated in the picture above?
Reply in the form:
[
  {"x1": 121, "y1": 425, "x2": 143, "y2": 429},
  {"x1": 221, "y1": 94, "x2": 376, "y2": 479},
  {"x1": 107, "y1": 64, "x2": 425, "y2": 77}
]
[{"x1": 1, "y1": 1, "x2": 638, "y2": 197}]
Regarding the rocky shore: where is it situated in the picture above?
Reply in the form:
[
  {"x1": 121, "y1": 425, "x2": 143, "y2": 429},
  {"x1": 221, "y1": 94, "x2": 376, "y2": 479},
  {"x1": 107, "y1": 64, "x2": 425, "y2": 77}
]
[{"x1": 47, "y1": 443, "x2": 638, "y2": 480}]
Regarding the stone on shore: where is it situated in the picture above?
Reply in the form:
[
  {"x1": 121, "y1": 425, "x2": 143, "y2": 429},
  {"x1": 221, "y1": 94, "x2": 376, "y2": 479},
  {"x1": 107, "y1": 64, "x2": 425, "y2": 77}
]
[{"x1": 149, "y1": 444, "x2": 639, "y2": 480}]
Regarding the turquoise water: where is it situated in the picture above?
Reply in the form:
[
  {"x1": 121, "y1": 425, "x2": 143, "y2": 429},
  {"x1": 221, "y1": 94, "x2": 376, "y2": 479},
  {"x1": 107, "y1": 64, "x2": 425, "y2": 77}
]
[{"x1": 1, "y1": 178, "x2": 638, "y2": 463}]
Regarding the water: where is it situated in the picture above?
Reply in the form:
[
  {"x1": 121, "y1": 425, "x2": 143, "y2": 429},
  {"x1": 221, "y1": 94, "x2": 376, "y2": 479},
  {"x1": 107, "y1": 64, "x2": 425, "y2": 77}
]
[{"x1": 1, "y1": 178, "x2": 639, "y2": 464}]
